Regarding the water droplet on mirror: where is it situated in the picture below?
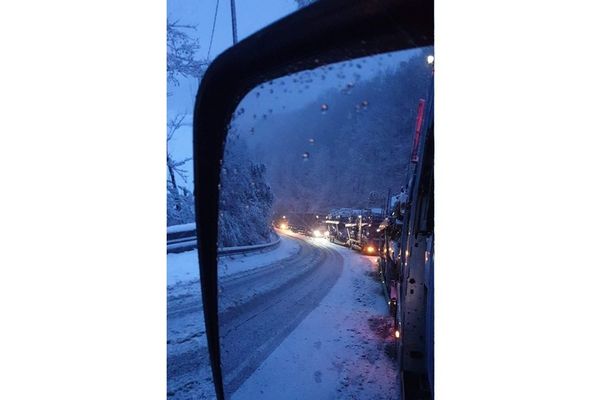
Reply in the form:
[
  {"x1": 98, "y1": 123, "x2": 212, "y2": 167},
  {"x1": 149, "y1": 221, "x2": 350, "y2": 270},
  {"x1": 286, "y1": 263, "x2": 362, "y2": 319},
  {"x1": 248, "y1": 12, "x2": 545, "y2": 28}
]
[
  {"x1": 302, "y1": 152, "x2": 310, "y2": 160},
  {"x1": 308, "y1": 138, "x2": 315, "y2": 144},
  {"x1": 255, "y1": 92, "x2": 260, "y2": 97},
  {"x1": 320, "y1": 104, "x2": 329, "y2": 113}
]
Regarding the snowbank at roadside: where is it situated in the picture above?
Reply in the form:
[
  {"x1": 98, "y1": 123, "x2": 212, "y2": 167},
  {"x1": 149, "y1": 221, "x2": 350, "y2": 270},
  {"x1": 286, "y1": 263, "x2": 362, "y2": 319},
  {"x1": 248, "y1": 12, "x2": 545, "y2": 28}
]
[{"x1": 167, "y1": 233, "x2": 301, "y2": 287}]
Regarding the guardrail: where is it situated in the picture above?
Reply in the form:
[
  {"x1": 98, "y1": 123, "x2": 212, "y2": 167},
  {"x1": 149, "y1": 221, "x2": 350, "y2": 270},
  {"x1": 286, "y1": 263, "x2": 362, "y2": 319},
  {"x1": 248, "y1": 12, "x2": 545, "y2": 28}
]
[{"x1": 167, "y1": 223, "x2": 280, "y2": 255}]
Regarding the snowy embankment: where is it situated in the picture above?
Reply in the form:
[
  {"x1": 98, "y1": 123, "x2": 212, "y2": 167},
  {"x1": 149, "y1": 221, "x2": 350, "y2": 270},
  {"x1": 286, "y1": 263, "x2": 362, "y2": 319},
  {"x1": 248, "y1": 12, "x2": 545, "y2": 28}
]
[{"x1": 167, "y1": 232, "x2": 300, "y2": 287}]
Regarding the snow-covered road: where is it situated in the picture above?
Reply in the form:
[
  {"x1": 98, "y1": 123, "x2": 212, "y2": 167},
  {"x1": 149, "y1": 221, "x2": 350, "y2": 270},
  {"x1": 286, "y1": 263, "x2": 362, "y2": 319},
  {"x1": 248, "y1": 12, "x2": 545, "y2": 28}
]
[{"x1": 167, "y1": 232, "x2": 398, "y2": 400}]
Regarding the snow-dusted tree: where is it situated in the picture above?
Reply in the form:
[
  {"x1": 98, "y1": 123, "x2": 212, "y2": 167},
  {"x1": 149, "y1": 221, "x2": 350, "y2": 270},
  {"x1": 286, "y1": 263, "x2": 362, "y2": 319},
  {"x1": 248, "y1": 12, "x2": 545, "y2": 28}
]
[
  {"x1": 167, "y1": 19, "x2": 208, "y2": 86},
  {"x1": 167, "y1": 114, "x2": 195, "y2": 226},
  {"x1": 218, "y1": 133, "x2": 275, "y2": 247},
  {"x1": 166, "y1": 19, "x2": 208, "y2": 226}
]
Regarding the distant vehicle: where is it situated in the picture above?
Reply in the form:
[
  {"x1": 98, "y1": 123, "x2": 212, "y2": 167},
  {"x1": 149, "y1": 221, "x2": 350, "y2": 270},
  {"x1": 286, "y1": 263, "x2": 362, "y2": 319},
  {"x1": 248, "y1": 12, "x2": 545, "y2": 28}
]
[{"x1": 325, "y1": 209, "x2": 384, "y2": 255}]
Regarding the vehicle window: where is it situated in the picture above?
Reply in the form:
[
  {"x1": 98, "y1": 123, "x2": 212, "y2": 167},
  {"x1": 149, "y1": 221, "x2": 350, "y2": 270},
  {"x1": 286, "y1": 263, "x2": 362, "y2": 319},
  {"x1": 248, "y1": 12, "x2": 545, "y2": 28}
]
[{"x1": 217, "y1": 47, "x2": 433, "y2": 399}]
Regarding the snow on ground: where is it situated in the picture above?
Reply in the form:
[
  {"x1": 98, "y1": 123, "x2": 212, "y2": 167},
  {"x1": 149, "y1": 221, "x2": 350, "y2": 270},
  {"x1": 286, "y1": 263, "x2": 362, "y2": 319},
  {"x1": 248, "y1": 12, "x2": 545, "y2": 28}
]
[
  {"x1": 168, "y1": 233, "x2": 398, "y2": 399},
  {"x1": 218, "y1": 233, "x2": 300, "y2": 277},
  {"x1": 167, "y1": 222, "x2": 196, "y2": 234},
  {"x1": 232, "y1": 242, "x2": 398, "y2": 400},
  {"x1": 168, "y1": 232, "x2": 301, "y2": 399},
  {"x1": 167, "y1": 232, "x2": 300, "y2": 287}
]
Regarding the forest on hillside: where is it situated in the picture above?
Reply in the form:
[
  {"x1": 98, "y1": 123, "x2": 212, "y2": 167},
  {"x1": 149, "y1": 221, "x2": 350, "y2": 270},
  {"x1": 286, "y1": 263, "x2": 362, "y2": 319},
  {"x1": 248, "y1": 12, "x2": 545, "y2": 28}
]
[{"x1": 245, "y1": 48, "x2": 432, "y2": 215}]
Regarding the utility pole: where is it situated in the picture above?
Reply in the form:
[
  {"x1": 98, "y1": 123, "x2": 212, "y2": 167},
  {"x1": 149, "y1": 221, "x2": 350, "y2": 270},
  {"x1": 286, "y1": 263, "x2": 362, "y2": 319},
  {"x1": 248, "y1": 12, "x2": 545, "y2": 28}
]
[{"x1": 230, "y1": 0, "x2": 238, "y2": 44}]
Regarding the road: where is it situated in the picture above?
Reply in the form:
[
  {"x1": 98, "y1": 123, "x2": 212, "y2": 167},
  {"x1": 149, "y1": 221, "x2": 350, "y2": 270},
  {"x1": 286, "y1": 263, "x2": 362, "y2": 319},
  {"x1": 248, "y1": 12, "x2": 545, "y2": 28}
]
[{"x1": 167, "y1": 233, "x2": 397, "y2": 400}]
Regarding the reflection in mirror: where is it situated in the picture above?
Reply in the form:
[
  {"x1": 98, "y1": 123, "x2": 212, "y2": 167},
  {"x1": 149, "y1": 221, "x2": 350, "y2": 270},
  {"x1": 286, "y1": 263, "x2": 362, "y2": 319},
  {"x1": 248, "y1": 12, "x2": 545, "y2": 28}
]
[{"x1": 217, "y1": 47, "x2": 433, "y2": 399}]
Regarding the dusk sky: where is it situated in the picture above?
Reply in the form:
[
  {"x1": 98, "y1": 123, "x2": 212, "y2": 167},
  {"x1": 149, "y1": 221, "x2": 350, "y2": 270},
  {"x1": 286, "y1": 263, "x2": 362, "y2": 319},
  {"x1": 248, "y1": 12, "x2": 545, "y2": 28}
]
[{"x1": 168, "y1": 0, "x2": 299, "y2": 115}]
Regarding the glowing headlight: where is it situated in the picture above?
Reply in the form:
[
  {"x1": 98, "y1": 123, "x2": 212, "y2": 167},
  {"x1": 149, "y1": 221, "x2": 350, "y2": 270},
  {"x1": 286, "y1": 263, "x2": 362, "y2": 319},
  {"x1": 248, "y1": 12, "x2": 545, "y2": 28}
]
[
  {"x1": 367, "y1": 246, "x2": 375, "y2": 253},
  {"x1": 313, "y1": 230, "x2": 322, "y2": 237},
  {"x1": 395, "y1": 330, "x2": 400, "y2": 339},
  {"x1": 279, "y1": 223, "x2": 288, "y2": 230}
]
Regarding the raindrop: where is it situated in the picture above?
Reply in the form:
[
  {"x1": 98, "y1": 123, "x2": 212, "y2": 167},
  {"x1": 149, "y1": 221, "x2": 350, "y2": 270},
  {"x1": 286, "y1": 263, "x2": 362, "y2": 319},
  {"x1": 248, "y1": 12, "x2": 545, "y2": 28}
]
[
  {"x1": 302, "y1": 152, "x2": 310, "y2": 160},
  {"x1": 238, "y1": 107, "x2": 245, "y2": 114},
  {"x1": 255, "y1": 91, "x2": 261, "y2": 98},
  {"x1": 308, "y1": 138, "x2": 315, "y2": 144},
  {"x1": 361, "y1": 100, "x2": 369, "y2": 108},
  {"x1": 320, "y1": 104, "x2": 329, "y2": 113}
]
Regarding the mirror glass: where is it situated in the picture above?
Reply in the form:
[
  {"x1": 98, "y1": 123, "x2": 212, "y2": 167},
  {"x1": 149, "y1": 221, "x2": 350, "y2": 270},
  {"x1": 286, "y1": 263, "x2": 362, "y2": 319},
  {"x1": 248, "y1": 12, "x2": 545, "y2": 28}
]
[{"x1": 217, "y1": 47, "x2": 433, "y2": 399}]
